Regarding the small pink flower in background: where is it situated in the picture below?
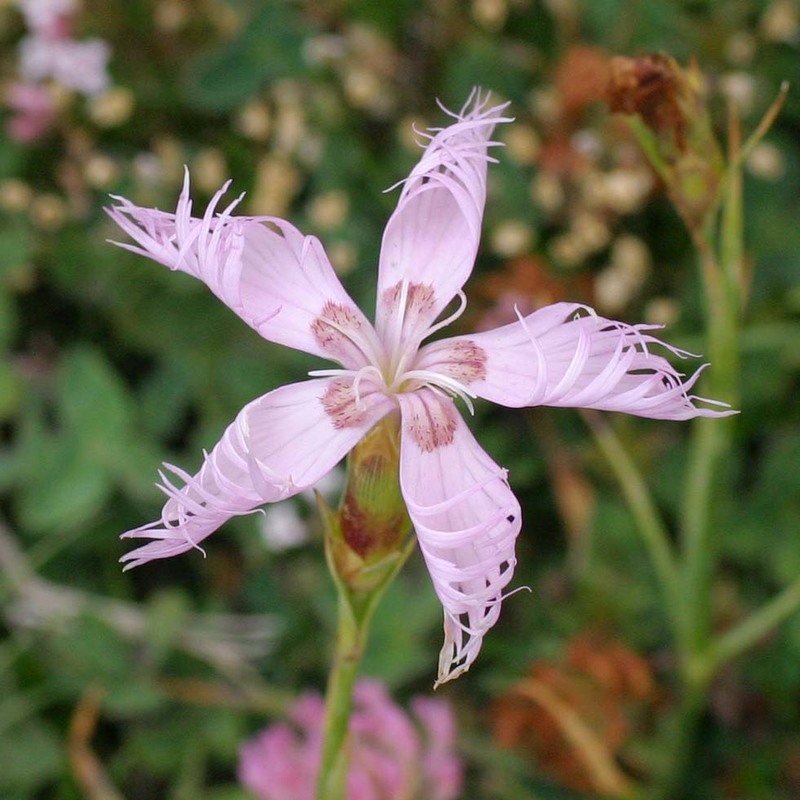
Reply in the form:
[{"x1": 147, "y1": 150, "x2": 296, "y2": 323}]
[
  {"x1": 5, "y1": 0, "x2": 112, "y2": 141},
  {"x1": 238, "y1": 679, "x2": 463, "y2": 800},
  {"x1": 107, "y1": 91, "x2": 734, "y2": 684},
  {"x1": 17, "y1": 0, "x2": 77, "y2": 37},
  {"x1": 19, "y1": 35, "x2": 111, "y2": 96},
  {"x1": 5, "y1": 82, "x2": 58, "y2": 142}
]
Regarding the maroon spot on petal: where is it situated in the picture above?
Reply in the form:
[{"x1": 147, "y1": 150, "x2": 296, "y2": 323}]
[
  {"x1": 435, "y1": 339, "x2": 488, "y2": 384},
  {"x1": 311, "y1": 301, "x2": 365, "y2": 361},
  {"x1": 320, "y1": 379, "x2": 369, "y2": 429},
  {"x1": 406, "y1": 396, "x2": 458, "y2": 452},
  {"x1": 381, "y1": 281, "x2": 437, "y2": 322}
]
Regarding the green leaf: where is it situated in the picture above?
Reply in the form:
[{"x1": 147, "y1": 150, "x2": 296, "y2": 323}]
[
  {"x1": 17, "y1": 432, "x2": 112, "y2": 534},
  {"x1": 204, "y1": 787, "x2": 253, "y2": 800},
  {"x1": 0, "y1": 287, "x2": 18, "y2": 347},
  {"x1": 0, "y1": 357, "x2": 23, "y2": 422},
  {"x1": 183, "y1": 4, "x2": 309, "y2": 112},
  {"x1": 0, "y1": 223, "x2": 34, "y2": 285},
  {"x1": 0, "y1": 721, "x2": 63, "y2": 794},
  {"x1": 137, "y1": 357, "x2": 193, "y2": 439},
  {"x1": 145, "y1": 590, "x2": 192, "y2": 666},
  {"x1": 58, "y1": 346, "x2": 133, "y2": 450}
]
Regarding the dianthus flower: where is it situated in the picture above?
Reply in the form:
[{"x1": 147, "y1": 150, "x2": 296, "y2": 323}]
[
  {"x1": 107, "y1": 91, "x2": 732, "y2": 684},
  {"x1": 238, "y1": 678, "x2": 462, "y2": 800}
]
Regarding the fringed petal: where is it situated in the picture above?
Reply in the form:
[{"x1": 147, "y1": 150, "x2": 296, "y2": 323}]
[
  {"x1": 122, "y1": 379, "x2": 394, "y2": 569},
  {"x1": 106, "y1": 170, "x2": 379, "y2": 368},
  {"x1": 375, "y1": 90, "x2": 512, "y2": 354},
  {"x1": 421, "y1": 302, "x2": 737, "y2": 420},
  {"x1": 121, "y1": 394, "x2": 273, "y2": 570},
  {"x1": 397, "y1": 390, "x2": 521, "y2": 686}
]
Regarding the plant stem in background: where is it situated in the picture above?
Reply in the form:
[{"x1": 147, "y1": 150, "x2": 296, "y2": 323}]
[{"x1": 604, "y1": 59, "x2": 795, "y2": 797}]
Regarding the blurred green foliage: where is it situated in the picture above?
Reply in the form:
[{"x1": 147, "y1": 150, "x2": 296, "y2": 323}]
[{"x1": 1, "y1": 0, "x2": 799, "y2": 798}]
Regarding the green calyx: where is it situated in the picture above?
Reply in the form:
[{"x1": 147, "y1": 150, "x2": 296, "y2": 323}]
[{"x1": 318, "y1": 413, "x2": 413, "y2": 594}]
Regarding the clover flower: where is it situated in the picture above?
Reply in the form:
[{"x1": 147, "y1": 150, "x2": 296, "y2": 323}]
[
  {"x1": 107, "y1": 91, "x2": 732, "y2": 684},
  {"x1": 238, "y1": 678, "x2": 462, "y2": 800}
]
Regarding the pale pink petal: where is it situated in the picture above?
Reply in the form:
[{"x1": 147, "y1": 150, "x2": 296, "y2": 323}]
[
  {"x1": 397, "y1": 390, "x2": 521, "y2": 686},
  {"x1": 106, "y1": 172, "x2": 381, "y2": 368},
  {"x1": 5, "y1": 81, "x2": 57, "y2": 142},
  {"x1": 244, "y1": 378, "x2": 395, "y2": 493},
  {"x1": 375, "y1": 91, "x2": 512, "y2": 352},
  {"x1": 122, "y1": 379, "x2": 394, "y2": 569},
  {"x1": 418, "y1": 302, "x2": 736, "y2": 420}
]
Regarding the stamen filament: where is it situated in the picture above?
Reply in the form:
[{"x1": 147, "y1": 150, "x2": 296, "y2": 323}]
[
  {"x1": 401, "y1": 368, "x2": 477, "y2": 415},
  {"x1": 391, "y1": 290, "x2": 469, "y2": 383},
  {"x1": 424, "y1": 290, "x2": 468, "y2": 340},
  {"x1": 387, "y1": 279, "x2": 411, "y2": 374}
]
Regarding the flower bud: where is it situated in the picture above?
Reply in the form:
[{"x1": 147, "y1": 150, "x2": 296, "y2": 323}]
[
  {"x1": 320, "y1": 414, "x2": 411, "y2": 594},
  {"x1": 605, "y1": 54, "x2": 724, "y2": 229}
]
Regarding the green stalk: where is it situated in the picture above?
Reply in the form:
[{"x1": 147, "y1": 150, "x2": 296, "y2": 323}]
[
  {"x1": 583, "y1": 412, "x2": 681, "y2": 640},
  {"x1": 315, "y1": 537, "x2": 414, "y2": 800},
  {"x1": 616, "y1": 77, "x2": 790, "y2": 799},
  {"x1": 679, "y1": 114, "x2": 742, "y2": 658},
  {"x1": 662, "y1": 110, "x2": 743, "y2": 800},
  {"x1": 651, "y1": 681, "x2": 708, "y2": 800},
  {"x1": 316, "y1": 588, "x2": 371, "y2": 799}
]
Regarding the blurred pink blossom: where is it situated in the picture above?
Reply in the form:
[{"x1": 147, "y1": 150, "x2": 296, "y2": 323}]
[
  {"x1": 17, "y1": 0, "x2": 76, "y2": 37},
  {"x1": 4, "y1": 0, "x2": 113, "y2": 141},
  {"x1": 4, "y1": 81, "x2": 58, "y2": 142},
  {"x1": 238, "y1": 679, "x2": 463, "y2": 800},
  {"x1": 19, "y1": 35, "x2": 110, "y2": 96}
]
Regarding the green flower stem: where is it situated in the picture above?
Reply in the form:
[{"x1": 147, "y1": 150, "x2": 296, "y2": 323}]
[
  {"x1": 316, "y1": 592, "x2": 369, "y2": 799},
  {"x1": 680, "y1": 163, "x2": 742, "y2": 658},
  {"x1": 665, "y1": 118, "x2": 744, "y2": 800},
  {"x1": 679, "y1": 415, "x2": 730, "y2": 653},
  {"x1": 316, "y1": 537, "x2": 414, "y2": 800},
  {"x1": 583, "y1": 411, "x2": 681, "y2": 638},
  {"x1": 651, "y1": 681, "x2": 708, "y2": 800}
]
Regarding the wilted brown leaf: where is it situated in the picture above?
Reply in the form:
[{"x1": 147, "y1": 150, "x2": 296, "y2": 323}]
[{"x1": 491, "y1": 631, "x2": 659, "y2": 795}]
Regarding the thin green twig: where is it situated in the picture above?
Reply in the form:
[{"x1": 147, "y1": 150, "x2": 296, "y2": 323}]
[{"x1": 583, "y1": 411, "x2": 681, "y2": 636}]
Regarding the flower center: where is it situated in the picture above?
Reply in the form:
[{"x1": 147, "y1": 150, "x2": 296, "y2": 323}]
[{"x1": 309, "y1": 283, "x2": 485, "y2": 414}]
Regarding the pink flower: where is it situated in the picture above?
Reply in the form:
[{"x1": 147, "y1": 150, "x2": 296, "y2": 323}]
[
  {"x1": 4, "y1": 81, "x2": 58, "y2": 142},
  {"x1": 19, "y1": 35, "x2": 110, "y2": 96},
  {"x1": 17, "y1": 0, "x2": 77, "y2": 37},
  {"x1": 107, "y1": 91, "x2": 733, "y2": 684},
  {"x1": 237, "y1": 679, "x2": 463, "y2": 800}
]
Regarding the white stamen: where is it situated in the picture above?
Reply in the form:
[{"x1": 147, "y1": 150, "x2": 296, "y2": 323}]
[
  {"x1": 424, "y1": 290, "x2": 468, "y2": 340},
  {"x1": 388, "y1": 278, "x2": 411, "y2": 369},
  {"x1": 390, "y1": 290, "x2": 469, "y2": 383},
  {"x1": 352, "y1": 364, "x2": 383, "y2": 406},
  {"x1": 308, "y1": 364, "x2": 383, "y2": 408},
  {"x1": 402, "y1": 368, "x2": 477, "y2": 415}
]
